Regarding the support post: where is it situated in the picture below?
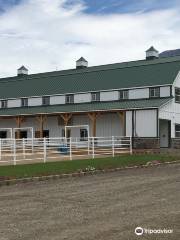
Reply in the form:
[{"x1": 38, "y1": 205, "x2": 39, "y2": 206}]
[
  {"x1": 60, "y1": 113, "x2": 72, "y2": 138},
  {"x1": 69, "y1": 137, "x2": 72, "y2": 160},
  {"x1": 22, "y1": 138, "x2": 25, "y2": 159},
  {"x1": 92, "y1": 137, "x2": 95, "y2": 159},
  {"x1": 43, "y1": 137, "x2": 47, "y2": 163},
  {"x1": 112, "y1": 136, "x2": 115, "y2": 157},
  {"x1": 87, "y1": 137, "x2": 90, "y2": 155},
  {"x1": 15, "y1": 116, "x2": 25, "y2": 139},
  {"x1": 88, "y1": 113, "x2": 97, "y2": 137},
  {"x1": 13, "y1": 139, "x2": 16, "y2": 165},
  {"x1": 117, "y1": 111, "x2": 126, "y2": 136},
  {"x1": 0, "y1": 139, "x2": 1, "y2": 161},
  {"x1": 130, "y1": 136, "x2": 133, "y2": 155},
  {"x1": 36, "y1": 115, "x2": 47, "y2": 139}
]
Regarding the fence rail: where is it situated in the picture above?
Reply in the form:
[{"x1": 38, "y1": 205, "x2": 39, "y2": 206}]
[{"x1": 0, "y1": 136, "x2": 132, "y2": 165}]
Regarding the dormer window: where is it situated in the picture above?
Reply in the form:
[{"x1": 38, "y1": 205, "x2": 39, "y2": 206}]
[
  {"x1": 66, "y1": 94, "x2": 74, "y2": 104},
  {"x1": 149, "y1": 87, "x2": 160, "y2": 98},
  {"x1": 91, "y1": 92, "x2": 100, "y2": 102},
  {"x1": 119, "y1": 90, "x2": 129, "y2": 100},
  {"x1": 1, "y1": 100, "x2": 7, "y2": 108},
  {"x1": 42, "y1": 96, "x2": 50, "y2": 106},
  {"x1": 21, "y1": 98, "x2": 28, "y2": 107}
]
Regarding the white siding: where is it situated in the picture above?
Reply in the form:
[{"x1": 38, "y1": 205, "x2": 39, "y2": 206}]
[
  {"x1": 159, "y1": 99, "x2": 180, "y2": 138},
  {"x1": 28, "y1": 97, "x2": 42, "y2": 106},
  {"x1": 160, "y1": 86, "x2": 170, "y2": 97},
  {"x1": 50, "y1": 95, "x2": 65, "y2": 105},
  {"x1": 74, "y1": 93, "x2": 91, "y2": 103},
  {"x1": 73, "y1": 113, "x2": 122, "y2": 137},
  {"x1": 96, "y1": 113, "x2": 122, "y2": 137},
  {"x1": 135, "y1": 110, "x2": 157, "y2": 137},
  {"x1": 129, "y1": 88, "x2": 149, "y2": 99},
  {"x1": 21, "y1": 118, "x2": 36, "y2": 138},
  {"x1": 8, "y1": 99, "x2": 21, "y2": 108},
  {"x1": 45, "y1": 116, "x2": 62, "y2": 138},
  {"x1": 126, "y1": 111, "x2": 132, "y2": 136},
  {"x1": 72, "y1": 115, "x2": 91, "y2": 138},
  {"x1": 100, "y1": 91, "x2": 119, "y2": 101}
]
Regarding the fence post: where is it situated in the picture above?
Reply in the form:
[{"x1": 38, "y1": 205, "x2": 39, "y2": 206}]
[
  {"x1": 130, "y1": 136, "x2": 133, "y2": 155},
  {"x1": 0, "y1": 139, "x2": 1, "y2": 161},
  {"x1": 23, "y1": 138, "x2": 25, "y2": 159},
  {"x1": 69, "y1": 137, "x2": 72, "y2": 160},
  {"x1": 31, "y1": 137, "x2": 34, "y2": 153},
  {"x1": 43, "y1": 137, "x2": 47, "y2": 163},
  {"x1": 112, "y1": 136, "x2": 115, "y2": 157},
  {"x1": 92, "y1": 137, "x2": 95, "y2": 159},
  {"x1": 87, "y1": 137, "x2": 90, "y2": 155},
  {"x1": 13, "y1": 139, "x2": 16, "y2": 166}
]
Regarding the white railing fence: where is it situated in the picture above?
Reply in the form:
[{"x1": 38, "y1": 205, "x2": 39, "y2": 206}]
[{"x1": 0, "y1": 136, "x2": 132, "y2": 165}]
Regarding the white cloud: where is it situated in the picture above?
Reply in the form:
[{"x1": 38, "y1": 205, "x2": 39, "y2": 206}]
[{"x1": 0, "y1": 0, "x2": 179, "y2": 77}]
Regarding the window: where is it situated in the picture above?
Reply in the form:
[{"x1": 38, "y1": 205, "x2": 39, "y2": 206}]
[
  {"x1": 175, "y1": 124, "x2": 180, "y2": 137},
  {"x1": 21, "y1": 98, "x2": 28, "y2": 107},
  {"x1": 65, "y1": 94, "x2": 74, "y2": 104},
  {"x1": 1, "y1": 100, "x2": 7, "y2": 108},
  {"x1": 35, "y1": 130, "x2": 49, "y2": 138},
  {"x1": 0, "y1": 131, "x2": 7, "y2": 138},
  {"x1": 91, "y1": 92, "x2": 100, "y2": 102},
  {"x1": 42, "y1": 96, "x2": 50, "y2": 106},
  {"x1": 80, "y1": 129, "x2": 88, "y2": 141},
  {"x1": 175, "y1": 88, "x2": 180, "y2": 103},
  {"x1": 119, "y1": 90, "x2": 129, "y2": 100},
  {"x1": 149, "y1": 87, "x2": 160, "y2": 98}
]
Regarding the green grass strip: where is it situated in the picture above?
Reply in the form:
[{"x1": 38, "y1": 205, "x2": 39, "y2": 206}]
[{"x1": 0, "y1": 154, "x2": 179, "y2": 179}]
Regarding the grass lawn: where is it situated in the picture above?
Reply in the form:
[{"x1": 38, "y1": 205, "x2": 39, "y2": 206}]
[{"x1": 0, "y1": 154, "x2": 179, "y2": 179}]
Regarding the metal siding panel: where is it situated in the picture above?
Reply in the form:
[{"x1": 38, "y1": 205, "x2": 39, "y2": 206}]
[
  {"x1": 126, "y1": 111, "x2": 132, "y2": 136},
  {"x1": 129, "y1": 88, "x2": 149, "y2": 99},
  {"x1": 50, "y1": 95, "x2": 65, "y2": 105},
  {"x1": 8, "y1": 99, "x2": 21, "y2": 108},
  {"x1": 160, "y1": 86, "x2": 170, "y2": 97},
  {"x1": 29, "y1": 97, "x2": 42, "y2": 106},
  {"x1": 135, "y1": 110, "x2": 157, "y2": 137},
  {"x1": 74, "y1": 93, "x2": 91, "y2": 103},
  {"x1": 100, "y1": 91, "x2": 119, "y2": 101},
  {"x1": 96, "y1": 113, "x2": 122, "y2": 137}
]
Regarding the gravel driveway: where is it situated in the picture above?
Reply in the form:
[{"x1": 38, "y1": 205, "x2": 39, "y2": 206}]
[{"x1": 0, "y1": 164, "x2": 179, "y2": 240}]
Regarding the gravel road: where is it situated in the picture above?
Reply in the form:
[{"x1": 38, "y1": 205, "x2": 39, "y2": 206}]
[{"x1": 0, "y1": 164, "x2": 179, "y2": 240}]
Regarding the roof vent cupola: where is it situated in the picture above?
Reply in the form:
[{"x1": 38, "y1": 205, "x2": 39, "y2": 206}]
[
  {"x1": 17, "y1": 66, "x2": 28, "y2": 76},
  {"x1": 146, "y1": 46, "x2": 159, "y2": 60},
  {"x1": 76, "y1": 57, "x2": 88, "y2": 69}
]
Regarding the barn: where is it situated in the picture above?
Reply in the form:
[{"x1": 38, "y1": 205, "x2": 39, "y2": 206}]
[{"x1": 0, "y1": 46, "x2": 180, "y2": 149}]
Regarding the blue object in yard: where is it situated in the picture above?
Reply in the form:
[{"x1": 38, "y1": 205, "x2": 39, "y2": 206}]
[{"x1": 58, "y1": 144, "x2": 69, "y2": 155}]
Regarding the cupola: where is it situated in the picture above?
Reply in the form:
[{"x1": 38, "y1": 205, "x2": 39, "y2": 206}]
[
  {"x1": 76, "y1": 57, "x2": 88, "y2": 69},
  {"x1": 17, "y1": 66, "x2": 28, "y2": 76},
  {"x1": 146, "y1": 46, "x2": 159, "y2": 60}
]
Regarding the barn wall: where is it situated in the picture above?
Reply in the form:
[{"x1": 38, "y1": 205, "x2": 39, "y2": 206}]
[
  {"x1": 129, "y1": 88, "x2": 149, "y2": 99},
  {"x1": 160, "y1": 86, "x2": 171, "y2": 97},
  {"x1": 100, "y1": 91, "x2": 119, "y2": 101},
  {"x1": 8, "y1": 99, "x2": 21, "y2": 108},
  {"x1": 74, "y1": 93, "x2": 91, "y2": 103},
  {"x1": 50, "y1": 95, "x2": 65, "y2": 105},
  {"x1": 29, "y1": 97, "x2": 42, "y2": 106},
  {"x1": 135, "y1": 109, "x2": 157, "y2": 137},
  {"x1": 126, "y1": 111, "x2": 132, "y2": 136}
]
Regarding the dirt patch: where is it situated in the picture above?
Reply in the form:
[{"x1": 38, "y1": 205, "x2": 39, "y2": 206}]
[{"x1": 0, "y1": 164, "x2": 179, "y2": 240}]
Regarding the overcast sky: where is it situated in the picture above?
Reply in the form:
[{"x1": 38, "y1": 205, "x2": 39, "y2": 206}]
[{"x1": 0, "y1": 0, "x2": 179, "y2": 77}]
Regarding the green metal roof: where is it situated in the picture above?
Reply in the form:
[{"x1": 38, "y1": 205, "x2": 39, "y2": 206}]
[
  {"x1": 0, "y1": 56, "x2": 180, "y2": 99},
  {"x1": 0, "y1": 98, "x2": 172, "y2": 116}
]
